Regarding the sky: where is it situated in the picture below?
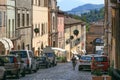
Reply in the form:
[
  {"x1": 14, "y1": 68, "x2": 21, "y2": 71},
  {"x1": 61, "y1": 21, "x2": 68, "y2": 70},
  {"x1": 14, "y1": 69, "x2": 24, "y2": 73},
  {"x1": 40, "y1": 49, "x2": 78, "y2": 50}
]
[{"x1": 57, "y1": 0, "x2": 104, "y2": 11}]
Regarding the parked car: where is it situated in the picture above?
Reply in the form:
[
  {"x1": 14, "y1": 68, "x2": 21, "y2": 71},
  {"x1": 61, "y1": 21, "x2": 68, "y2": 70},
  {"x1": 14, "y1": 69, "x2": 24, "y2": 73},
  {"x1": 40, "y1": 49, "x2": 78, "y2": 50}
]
[
  {"x1": 91, "y1": 55, "x2": 110, "y2": 73},
  {"x1": 34, "y1": 56, "x2": 40, "y2": 70},
  {"x1": 44, "y1": 53, "x2": 57, "y2": 66},
  {"x1": 0, "y1": 58, "x2": 6, "y2": 80},
  {"x1": 0, "y1": 55, "x2": 26, "y2": 79},
  {"x1": 42, "y1": 46, "x2": 57, "y2": 66},
  {"x1": 78, "y1": 54, "x2": 92, "y2": 71},
  {"x1": 10, "y1": 50, "x2": 37, "y2": 74},
  {"x1": 37, "y1": 56, "x2": 50, "y2": 68}
]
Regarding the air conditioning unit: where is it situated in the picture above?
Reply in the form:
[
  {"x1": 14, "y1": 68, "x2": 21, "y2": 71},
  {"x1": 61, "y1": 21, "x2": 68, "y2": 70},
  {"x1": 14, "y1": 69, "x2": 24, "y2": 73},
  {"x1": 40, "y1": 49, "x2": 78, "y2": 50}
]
[{"x1": 117, "y1": 0, "x2": 120, "y2": 3}]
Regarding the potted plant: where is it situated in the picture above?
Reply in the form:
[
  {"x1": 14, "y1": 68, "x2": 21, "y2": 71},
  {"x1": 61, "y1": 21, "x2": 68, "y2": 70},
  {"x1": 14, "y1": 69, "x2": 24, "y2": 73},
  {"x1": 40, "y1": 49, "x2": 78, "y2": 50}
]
[
  {"x1": 92, "y1": 69, "x2": 103, "y2": 80},
  {"x1": 70, "y1": 35, "x2": 74, "y2": 40},
  {"x1": 92, "y1": 69, "x2": 111, "y2": 80},
  {"x1": 34, "y1": 28, "x2": 39, "y2": 34},
  {"x1": 73, "y1": 29, "x2": 79, "y2": 36}
]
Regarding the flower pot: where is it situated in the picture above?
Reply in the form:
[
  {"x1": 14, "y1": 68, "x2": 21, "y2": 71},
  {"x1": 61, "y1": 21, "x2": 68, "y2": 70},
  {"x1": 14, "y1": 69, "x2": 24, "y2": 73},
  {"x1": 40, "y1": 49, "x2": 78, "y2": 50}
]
[
  {"x1": 92, "y1": 76, "x2": 103, "y2": 80},
  {"x1": 92, "y1": 75, "x2": 111, "y2": 80},
  {"x1": 102, "y1": 75, "x2": 111, "y2": 80}
]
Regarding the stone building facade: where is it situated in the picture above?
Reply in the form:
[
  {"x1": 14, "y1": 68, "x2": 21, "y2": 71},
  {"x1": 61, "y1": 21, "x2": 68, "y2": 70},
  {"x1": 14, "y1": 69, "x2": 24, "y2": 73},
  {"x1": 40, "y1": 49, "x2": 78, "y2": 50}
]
[
  {"x1": 15, "y1": 0, "x2": 32, "y2": 50},
  {"x1": 32, "y1": 0, "x2": 48, "y2": 56},
  {"x1": 57, "y1": 10, "x2": 65, "y2": 49},
  {"x1": 48, "y1": 0, "x2": 58, "y2": 47},
  {"x1": 106, "y1": 0, "x2": 120, "y2": 78}
]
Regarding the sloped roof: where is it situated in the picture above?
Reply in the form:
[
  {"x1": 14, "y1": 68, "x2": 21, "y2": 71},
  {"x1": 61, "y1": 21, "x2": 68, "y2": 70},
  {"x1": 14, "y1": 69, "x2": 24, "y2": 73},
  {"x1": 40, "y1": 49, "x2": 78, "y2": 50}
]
[{"x1": 64, "y1": 17, "x2": 82, "y2": 25}]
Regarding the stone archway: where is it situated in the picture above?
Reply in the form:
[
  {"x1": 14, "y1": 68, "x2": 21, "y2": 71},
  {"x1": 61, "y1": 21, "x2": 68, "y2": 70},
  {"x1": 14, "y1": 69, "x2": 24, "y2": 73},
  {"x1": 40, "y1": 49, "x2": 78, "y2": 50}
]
[{"x1": 92, "y1": 38, "x2": 104, "y2": 53}]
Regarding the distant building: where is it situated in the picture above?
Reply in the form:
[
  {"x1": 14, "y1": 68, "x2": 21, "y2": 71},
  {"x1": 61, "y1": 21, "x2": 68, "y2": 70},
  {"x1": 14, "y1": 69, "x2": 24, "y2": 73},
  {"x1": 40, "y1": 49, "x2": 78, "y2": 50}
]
[
  {"x1": 48, "y1": 0, "x2": 58, "y2": 47},
  {"x1": 86, "y1": 20, "x2": 104, "y2": 54},
  {"x1": 57, "y1": 10, "x2": 65, "y2": 49},
  {"x1": 106, "y1": 0, "x2": 120, "y2": 79}
]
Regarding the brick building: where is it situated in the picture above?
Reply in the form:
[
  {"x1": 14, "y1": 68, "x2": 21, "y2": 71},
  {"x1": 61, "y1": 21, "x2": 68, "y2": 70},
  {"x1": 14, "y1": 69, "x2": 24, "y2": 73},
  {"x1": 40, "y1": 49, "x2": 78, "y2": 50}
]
[{"x1": 86, "y1": 20, "x2": 104, "y2": 54}]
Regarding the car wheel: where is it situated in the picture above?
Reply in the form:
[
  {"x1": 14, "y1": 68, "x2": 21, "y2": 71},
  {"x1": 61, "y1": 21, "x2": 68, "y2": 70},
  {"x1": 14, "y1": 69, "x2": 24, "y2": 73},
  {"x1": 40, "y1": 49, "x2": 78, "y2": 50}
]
[
  {"x1": 16, "y1": 71, "x2": 20, "y2": 79},
  {"x1": 33, "y1": 68, "x2": 37, "y2": 73},
  {"x1": 78, "y1": 66, "x2": 83, "y2": 71},
  {"x1": 55, "y1": 62, "x2": 57, "y2": 66},
  {"x1": 21, "y1": 69, "x2": 26, "y2": 77},
  {"x1": 46, "y1": 64, "x2": 49, "y2": 68},
  {"x1": 28, "y1": 68, "x2": 32, "y2": 74}
]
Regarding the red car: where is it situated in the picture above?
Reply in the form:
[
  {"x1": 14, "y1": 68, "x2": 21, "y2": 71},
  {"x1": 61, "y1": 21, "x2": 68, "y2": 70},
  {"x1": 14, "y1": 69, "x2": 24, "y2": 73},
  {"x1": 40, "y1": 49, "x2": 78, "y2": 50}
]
[{"x1": 91, "y1": 55, "x2": 110, "y2": 73}]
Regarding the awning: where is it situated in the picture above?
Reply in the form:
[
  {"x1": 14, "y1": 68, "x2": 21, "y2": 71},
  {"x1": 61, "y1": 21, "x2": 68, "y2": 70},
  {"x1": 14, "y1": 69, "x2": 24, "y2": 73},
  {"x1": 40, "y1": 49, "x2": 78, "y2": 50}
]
[
  {"x1": 52, "y1": 47, "x2": 66, "y2": 52},
  {"x1": 0, "y1": 38, "x2": 13, "y2": 50},
  {"x1": 72, "y1": 50, "x2": 78, "y2": 54},
  {"x1": 0, "y1": 39, "x2": 9, "y2": 50},
  {"x1": 2, "y1": 37, "x2": 13, "y2": 48}
]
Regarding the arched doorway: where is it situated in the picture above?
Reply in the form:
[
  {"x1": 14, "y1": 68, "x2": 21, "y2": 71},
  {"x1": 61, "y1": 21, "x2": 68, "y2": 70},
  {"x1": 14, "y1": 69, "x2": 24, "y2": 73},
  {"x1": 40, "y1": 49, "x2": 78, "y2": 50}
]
[{"x1": 92, "y1": 38, "x2": 104, "y2": 54}]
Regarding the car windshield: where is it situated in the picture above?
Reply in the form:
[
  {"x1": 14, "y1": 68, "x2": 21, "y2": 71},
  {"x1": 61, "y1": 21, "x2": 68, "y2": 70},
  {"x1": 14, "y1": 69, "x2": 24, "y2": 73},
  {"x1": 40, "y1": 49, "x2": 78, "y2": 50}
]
[
  {"x1": 0, "y1": 57, "x2": 7, "y2": 65},
  {"x1": 10, "y1": 51, "x2": 27, "y2": 58},
  {"x1": 81, "y1": 56, "x2": 92, "y2": 61},
  {"x1": 94, "y1": 57, "x2": 107, "y2": 62},
  {"x1": 0, "y1": 56, "x2": 14, "y2": 63},
  {"x1": 45, "y1": 53, "x2": 54, "y2": 57},
  {"x1": 40, "y1": 57, "x2": 46, "y2": 61}
]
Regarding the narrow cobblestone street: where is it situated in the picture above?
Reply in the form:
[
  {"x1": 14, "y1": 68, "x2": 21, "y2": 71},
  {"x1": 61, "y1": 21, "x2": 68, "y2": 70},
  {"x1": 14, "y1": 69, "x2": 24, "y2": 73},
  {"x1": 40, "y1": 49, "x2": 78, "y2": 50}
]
[{"x1": 8, "y1": 62, "x2": 92, "y2": 80}]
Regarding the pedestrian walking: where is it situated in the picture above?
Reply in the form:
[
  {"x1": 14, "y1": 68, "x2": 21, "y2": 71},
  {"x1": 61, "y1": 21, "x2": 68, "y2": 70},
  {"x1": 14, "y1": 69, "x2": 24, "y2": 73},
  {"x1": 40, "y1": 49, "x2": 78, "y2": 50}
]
[{"x1": 71, "y1": 54, "x2": 77, "y2": 70}]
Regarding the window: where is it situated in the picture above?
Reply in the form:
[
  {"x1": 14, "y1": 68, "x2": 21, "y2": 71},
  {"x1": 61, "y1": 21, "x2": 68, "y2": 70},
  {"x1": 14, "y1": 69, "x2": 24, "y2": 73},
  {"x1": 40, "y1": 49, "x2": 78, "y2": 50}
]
[
  {"x1": 12, "y1": 19, "x2": 14, "y2": 30},
  {"x1": 44, "y1": 0, "x2": 48, "y2": 7},
  {"x1": 12, "y1": 19, "x2": 14, "y2": 37},
  {"x1": 27, "y1": 14, "x2": 29, "y2": 26},
  {"x1": 22, "y1": 14, "x2": 25, "y2": 26},
  {"x1": 43, "y1": 23, "x2": 45, "y2": 34},
  {"x1": 53, "y1": 41, "x2": 56, "y2": 47},
  {"x1": 34, "y1": 24, "x2": 38, "y2": 36},
  {"x1": 8, "y1": 19, "x2": 11, "y2": 37},
  {"x1": 18, "y1": 14, "x2": 20, "y2": 27},
  {"x1": 46, "y1": 23, "x2": 48, "y2": 33},
  {"x1": 38, "y1": 24, "x2": 40, "y2": 35},
  {"x1": 36, "y1": 0, "x2": 37, "y2": 5},
  {"x1": 38, "y1": 0, "x2": 40, "y2": 6},
  {"x1": 0, "y1": 12, "x2": 2, "y2": 27},
  {"x1": 53, "y1": 17, "x2": 55, "y2": 29},
  {"x1": 41, "y1": 23, "x2": 44, "y2": 35}
]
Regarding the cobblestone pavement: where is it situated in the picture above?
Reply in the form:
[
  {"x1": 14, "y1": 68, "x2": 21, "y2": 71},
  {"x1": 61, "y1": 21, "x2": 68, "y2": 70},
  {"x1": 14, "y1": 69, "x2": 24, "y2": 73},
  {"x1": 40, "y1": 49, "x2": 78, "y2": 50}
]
[{"x1": 7, "y1": 62, "x2": 92, "y2": 80}]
